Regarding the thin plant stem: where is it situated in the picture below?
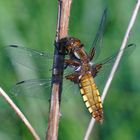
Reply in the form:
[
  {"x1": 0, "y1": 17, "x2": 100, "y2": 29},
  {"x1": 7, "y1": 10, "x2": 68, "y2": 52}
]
[
  {"x1": 84, "y1": 1, "x2": 140, "y2": 140},
  {"x1": 0, "y1": 87, "x2": 40, "y2": 140},
  {"x1": 46, "y1": 0, "x2": 72, "y2": 140}
]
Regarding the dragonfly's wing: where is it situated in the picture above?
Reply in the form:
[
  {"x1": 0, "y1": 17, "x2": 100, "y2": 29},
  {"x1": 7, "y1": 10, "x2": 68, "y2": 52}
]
[
  {"x1": 61, "y1": 78, "x2": 80, "y2": 103},
  {"x1": 63, "y1": 64, "x2": 76, "y2": 77},
  {"x1": 89, "y1": 8, "x2": 107, "y2": 61},
  {"x1": 10, "y1": 78, "x2": 52, "y2": 99},
  {"x1": 93, "y1": 43, "x2": 136, "y2": 93},
  {"x1": 5, "y1": 45, "x2": 53, "y2": 71},
  {"x1": 10, "y1": 77, "x2": 80, "y2": 100}
]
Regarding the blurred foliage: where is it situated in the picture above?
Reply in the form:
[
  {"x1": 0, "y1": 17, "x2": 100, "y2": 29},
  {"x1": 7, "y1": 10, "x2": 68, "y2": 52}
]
[{"x1": 0, "y1": 0, "x2": 140, "y2": 140}]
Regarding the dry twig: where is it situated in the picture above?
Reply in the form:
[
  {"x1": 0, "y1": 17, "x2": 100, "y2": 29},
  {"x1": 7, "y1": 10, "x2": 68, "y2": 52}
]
[
  {"x1": 46, "y1": 0, "x2": 72, "y2": 140},
  {"x1": 84, "y1": 1, "x2": 140, "y2": 140},
  {"x1": 0, "y1": 87, "x2": 40, "y2": 140}
]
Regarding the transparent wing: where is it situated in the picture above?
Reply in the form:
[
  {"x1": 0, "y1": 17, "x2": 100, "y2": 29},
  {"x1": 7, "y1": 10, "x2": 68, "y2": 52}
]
[
  {"x1": 10, "y1": 78, "x2": 52, "y2": 99},
  {"x1": 93, "y1": 43, "x2": 136, "y2": 93},
  {"x1": 6, "y1": 45, "x2": 80, "y2": 100},
  {"x1": 89, "y1": 8, "x2": 107, "y2": 61},
  {"x1": 5, "y1": 45, "x2": 53, "y2": 71},
  {"x1": 10, "y1": 77, "x2": 80, "y2": 100}
]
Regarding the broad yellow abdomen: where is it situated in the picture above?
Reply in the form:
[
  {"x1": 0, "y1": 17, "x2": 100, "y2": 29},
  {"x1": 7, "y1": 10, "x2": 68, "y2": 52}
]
[{"x1": 79, "y1": 73, "x2": 103, "y2": 123}]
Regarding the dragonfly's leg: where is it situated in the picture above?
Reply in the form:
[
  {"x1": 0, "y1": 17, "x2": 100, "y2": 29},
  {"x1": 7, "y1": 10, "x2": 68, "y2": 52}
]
[
  {"x1": 88, "y1": 47, "x2": 95, "y2": 61},
  {"x1": 65, "y1": 59, "x2": 80, "y2": 66},
  {"x1": 64, "y1": 59, "x2": 80, "y2": 69},
  {"x1": 92, "y1": 64, "x2": 102, "y2": 77},
  {"x1": 65, "y1": 73, "x2": 79, "y2": 83}
]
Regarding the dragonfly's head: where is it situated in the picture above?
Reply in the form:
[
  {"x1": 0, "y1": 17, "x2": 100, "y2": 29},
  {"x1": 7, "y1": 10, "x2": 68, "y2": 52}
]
[{"x1": 59, "y1": 37, "x2": 83, "y2": 54}]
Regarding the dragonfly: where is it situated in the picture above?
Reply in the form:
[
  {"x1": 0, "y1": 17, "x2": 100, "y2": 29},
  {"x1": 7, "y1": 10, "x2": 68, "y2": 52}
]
[{"x1": 5, "y1": 9, "x2": 135, "y2": 123}]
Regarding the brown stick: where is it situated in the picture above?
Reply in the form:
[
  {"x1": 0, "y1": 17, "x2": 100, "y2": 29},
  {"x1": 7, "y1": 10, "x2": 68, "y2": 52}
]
[{"x1": 46, "y1": 0, "x2": 72, "y2": 140}]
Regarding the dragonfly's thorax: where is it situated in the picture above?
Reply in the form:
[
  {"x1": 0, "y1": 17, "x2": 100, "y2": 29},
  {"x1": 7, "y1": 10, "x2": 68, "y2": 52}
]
[
  {"x1": 81, "y1": 62, "x2": 90, "y2": 72},
  {"x1": 75, "y1": 60, "x2": 93, "y2": 79},
  {"x1": 73, "y1": 47, "x2": 88, "y2": 61},
  {"x1": 62, "y1": 37, "x2": 89, "y2": 60}
]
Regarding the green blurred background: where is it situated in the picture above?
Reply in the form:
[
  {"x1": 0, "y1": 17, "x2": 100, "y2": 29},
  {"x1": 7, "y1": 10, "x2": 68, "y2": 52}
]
[{"x1": 0, "y1": 0, "x2": 140, "y2": 140}]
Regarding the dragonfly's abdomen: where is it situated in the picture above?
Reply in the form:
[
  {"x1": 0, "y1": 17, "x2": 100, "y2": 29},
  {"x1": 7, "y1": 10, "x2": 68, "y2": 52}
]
[{"x1": 79, "y1": 73, "x2": 103, "y2": 123}]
